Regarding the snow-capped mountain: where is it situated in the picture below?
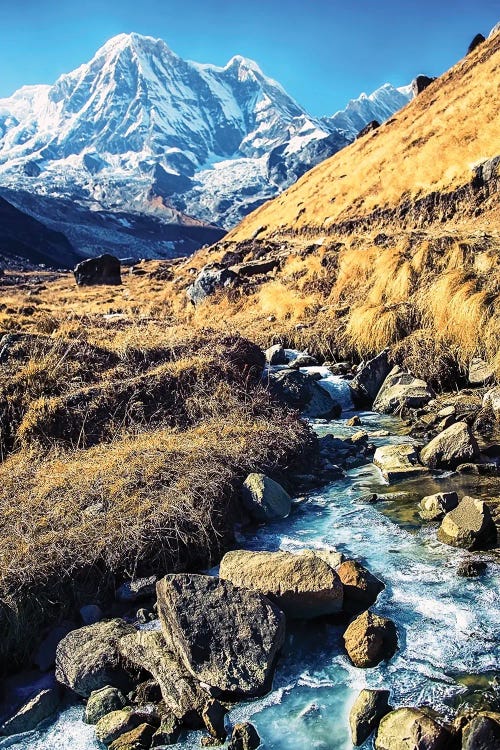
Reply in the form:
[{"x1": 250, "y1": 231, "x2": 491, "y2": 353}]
[{"x1": 0, "y1": 33, "x2": 413, "y2": 256}]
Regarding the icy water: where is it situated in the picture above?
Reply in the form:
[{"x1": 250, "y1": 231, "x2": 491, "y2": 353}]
[{"x1": 2, "y1": 406, "x2": 499, "y2": 749}]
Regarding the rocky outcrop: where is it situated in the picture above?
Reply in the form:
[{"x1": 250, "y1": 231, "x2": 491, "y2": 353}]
[
  {"x1": 373, "y1": 444, "x2": 429, "y2": 482},
  {"x1": 420, "y1": 422, "x2": 479, "y2": 469},
  {"x1": 373, "y1": 367, "x2": 434, "y2": 414},
  {"x1": 343, "y1": 610, "x2": 398, "y2": 668},
  {"x1": 375, "y1": 708, "x2": 451, "y2": 749},
  {"x1": 228, "y1": 723, "x2": 261, "y2": 750},
  {"x1": 349, "y1": 689, "x2": 391, "y2": 746},
  {"x1": 186, "y1": 265, "x2": 239, "y2": 305},
  {"x1": 349, "y1": 350, "x2": 391, "y2": 407},
  {"x1": 156, "y1": 574, "x2": 286, "y2": 698},
  {"x1": 118, "y1": 629, "x2": 206, "y2": 724},
  {"x1": 267, "y1": 368, "x2": 342, "y2": 418},
  {"x1": 241, "y1": 473, "x2": 291, "y2": 522},
  {"x1": 412, "y1": 75, "x2": 437, "y2": 96},
  {"x1": 1, "y1": 687, "x2": 61, "y2": 736},
  {"x1": 74, "y1": 254, "x2": 121, "y2": 286},
  {"x1": 55, "y1": 619, "x2": 135, "y2": 697},
  {"x1": 85, "y1": 686, "x2": 127, "y2": 724},
  {"x1": 419, "y1": 491, "x2": 459, "y2": 521},
  {"x1": 467, "y1": 33, "x2": 486, "y2": 55},
  {"x1": 437, "y1": 496, "x2": 496, "y2": 550},
  {"x1": 357, "y1": 120, "x2": 380, "y2": 139},
  {"x1": 337, "y1": 560, "x2": 385, "y2": 614},
  {"x1": 219, "y1": 549, "x2": 343, "y2": 618}
]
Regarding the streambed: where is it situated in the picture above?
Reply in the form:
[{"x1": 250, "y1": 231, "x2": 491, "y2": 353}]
[{"x1": 1, "y1": 401, "x2": 499, "y2": 749}]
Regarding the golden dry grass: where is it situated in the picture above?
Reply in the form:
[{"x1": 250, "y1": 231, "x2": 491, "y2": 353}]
[{"x1": 229, "y1": 29, "x2": 500, "y2": 241}]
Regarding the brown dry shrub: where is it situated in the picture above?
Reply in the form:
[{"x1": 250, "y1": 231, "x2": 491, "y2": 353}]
[{"x1": 392, "y1": 330, "x2": 463, "y2": 390}]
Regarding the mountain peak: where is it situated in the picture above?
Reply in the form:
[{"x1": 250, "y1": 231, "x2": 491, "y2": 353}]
[
  {"x1": 225, "y1": 54, "x2": 263, "y2": 75},
  {"x1": 96, "y1": 32, "x2": 171, "y2": 58}
]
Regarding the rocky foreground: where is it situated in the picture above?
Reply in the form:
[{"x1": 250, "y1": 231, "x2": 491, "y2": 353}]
[{"x1": 0, "y1": 337, "x2": 498, "y2": 749}]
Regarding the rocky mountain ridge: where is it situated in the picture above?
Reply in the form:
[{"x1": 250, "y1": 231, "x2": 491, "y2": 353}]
[{"x1": 0, "y1": 33, "x2": 412, "y2": 257}]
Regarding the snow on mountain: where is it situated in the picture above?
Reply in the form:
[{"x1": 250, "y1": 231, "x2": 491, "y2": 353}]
[
  {"x1": 325, "y1": 83, "x2": 413, "y2": 140},
  {"x1": 0, "y1": 33, "x2": 413, "y2": 252}
]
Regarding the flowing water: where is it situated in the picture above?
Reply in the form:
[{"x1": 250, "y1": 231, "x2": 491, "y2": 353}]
[{"x1": 2, "y1": 373, "x2": 499, "y2": 749}]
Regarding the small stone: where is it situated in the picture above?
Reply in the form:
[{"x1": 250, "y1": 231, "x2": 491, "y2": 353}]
[
  {"x1": 373, "y1": 444, "x2": 429, "y2": 482},
  {"x1": 265, "y1": 344, "x2": 287, "y2": 366},
  {"x1": 108, "y1": 722, "x2": 156, "y2": 750},
  {"x1": 438, "y1": 496, "x2": 496, "y2": 550},
  {"x1": 419, "y1": 492, "x2": 459, "y2": 521},
  {"x1": 85, "y1": 686, "x2": 127, "y2": 724},
  {"x1": 337, "y1": 560, "x2": 385, "y2": 614},
  {"x1": 95, "y1": 708, "x2": 140, "y2": 745},
  {"x1": 457, "y1": 560, "x2": 487, "y2": 577},
  {"x1": 347, "y1": 415, "x2": 361, "y2": 426},
  {"x1": 116, "y1": 577, "x2": 157, "y2": 603}
]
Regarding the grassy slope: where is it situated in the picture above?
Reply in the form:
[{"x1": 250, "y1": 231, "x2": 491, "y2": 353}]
[{"x1": 230, "y1": 30, "x2": 500, "y2": 240}]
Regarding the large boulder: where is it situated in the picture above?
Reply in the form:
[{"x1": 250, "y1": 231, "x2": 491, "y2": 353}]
[
  {"x1": 95, "y1": 708, "x2": 142, "y2": 746},
  {"x1": 419, "y1": 492, "x2": 459, "y2": 521},
  {"x1": 420, "y1": 422, "x2": 479, "y2": 469},
  {"x1": 118, "y1": 629, "x2": 206, "y2": 725},
  {"x1": 109, "y1": 723, "x2": 156, "y2": 750},
  {"x1": 267, "y1": 368, "x2": 342, "y2": 418},
  {"x1": 373, "y1": 367, "x2": 434, "y2": 414},
  {"x1": 349, "y1": 689, "x2": 391, "y2": 746},
  {"x1": 186, "y1": 265, "x2": 239, "y2": 305},
  {"x1": 74, "y1": 254, "x2": 121, "y2": 286},
  {"x1": 437, "y1": 496, "x2": 496, "y2": 550},
  {"x1": 373, "y1": 444, "x2": 429, "y2": 482},
  {"x1": 343, "y1": 610, "x2": 398, "y2": 668},
  {"x1": 156, "y1": 574, "x2": 286, "y2": 698},
  {"x1": 412, "y1": 75, "x2": 436, "y2": 96},
  {"x1": 461, "y1": 712, "x2": 500, "y2": 749},
  {"x1": 219, "y1": 549, "x2": 343, "y2": 618},
  {"x1": 375, "y1": 708, "x2": 451, "y2": 749},
  {"x1": 1, "y1": 688, "x2": 61, "y2": 736},
  {"x1": 241, "y1": 473, "x2": 291, "y2": 522},
  {"x1": 349, "y1": 350, "x2": 391, "y2": 407},
  {"x1": 55, "y1": 619, "x2": 135, "y2": 697},
  {"x1": 337, "y1": 560, "x2": 385, "y2": 614}
]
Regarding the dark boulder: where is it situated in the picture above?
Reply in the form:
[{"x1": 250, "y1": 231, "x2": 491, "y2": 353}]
[
  {"x1": 412, "y1": 75, "x2": 436, "y2": 96},
  {"x1": 186, "y1": 265, "x2": 239, "y2": 304},
  {"x1": 357, "y1": 120, "x2": 380, "y2": 139},
  {"x1": 267, "y1": 368, "x2": 342, "y2": 418},
  {"x1": 461, "y1": 713, "x2": 500, "y2": 749},
  {"x1": 350, "y1": 350, "x2": 391, "y2": 407},
  {"x1": 156, "y1": 574, "x2": 286, "y2": 699},
  {"x1": 349, "y1": 689, "x2": 392, "y2": 746},
  {"x1": 229, "y1": 723, "x2": 261, "y2": 750},
  {"x1": 467, "y1": 33, "x2": 486, "y2": 54},
  {"x1": 74, "y1": 254, "x2": 121, "y2": 286}
]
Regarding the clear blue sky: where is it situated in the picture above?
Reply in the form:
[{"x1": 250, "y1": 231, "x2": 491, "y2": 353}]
[{"x1": 0, "y1": 0, "x2": 498, "y2": 115}]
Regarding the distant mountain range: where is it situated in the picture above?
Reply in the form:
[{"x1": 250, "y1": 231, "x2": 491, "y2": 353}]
[{"x1": 0, "y1": 33, "x2": 412, "y2": 262}]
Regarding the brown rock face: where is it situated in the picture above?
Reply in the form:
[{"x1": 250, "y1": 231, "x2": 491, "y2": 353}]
[
  {"x1": 343, "y1": 610, "x2": 398, "y2": 668},
  {"x1": 156, "y1": 574, "x2": 286, "y2": 698},
  {"x1": 337, "y1": 560, "x2": 385, "y2": 614},
  {"x1": 375, "y1": 708, "x2": 451, "y2": 749},
  {"x1": 420, "y1": 421, "x2": 479, "y2": 469},
  {"x1": 219, "y1": 549, "x2": 343, "y2": 618}
]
